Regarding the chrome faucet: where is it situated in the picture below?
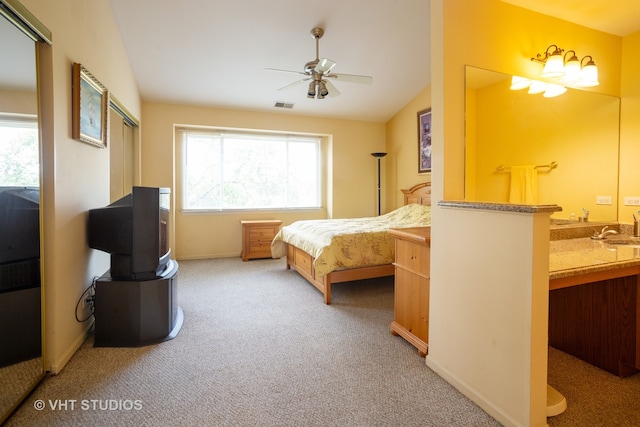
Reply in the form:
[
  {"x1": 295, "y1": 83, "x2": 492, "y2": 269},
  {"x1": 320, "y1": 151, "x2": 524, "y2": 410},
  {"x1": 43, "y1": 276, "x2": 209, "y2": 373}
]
[{"x1": 591, "y1": 226, "x2": 618, "y2": 240}]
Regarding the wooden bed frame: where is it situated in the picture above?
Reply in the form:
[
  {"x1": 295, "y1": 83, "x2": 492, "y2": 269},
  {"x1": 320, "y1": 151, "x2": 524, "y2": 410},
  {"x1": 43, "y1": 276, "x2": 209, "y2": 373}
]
[{"x1": 284, "y1": 182, "x2": 432, "y2": 304}]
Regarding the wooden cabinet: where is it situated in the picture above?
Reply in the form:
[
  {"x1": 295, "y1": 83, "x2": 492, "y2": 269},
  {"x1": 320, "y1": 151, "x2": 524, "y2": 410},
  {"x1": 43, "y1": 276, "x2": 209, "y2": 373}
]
[
  {"x1": 549, "y1": 274, "x2": 639, "y2": 377},
  {"x1": 240, "y1": 220, "x2": 282, "y2": 261},
  {"x1": 388, "y1": 227, "x2": 431, "y2": 357}
]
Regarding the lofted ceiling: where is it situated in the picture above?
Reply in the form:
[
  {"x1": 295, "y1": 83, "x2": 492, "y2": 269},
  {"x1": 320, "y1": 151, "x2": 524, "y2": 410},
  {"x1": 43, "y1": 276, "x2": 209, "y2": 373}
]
[
  {"x1": 107, "y1": 0, "x2": 431, "y2": 123},
  {"x1": 503, "y1": 0, "x2": 640, "y2": 37},
  {"x1": 107, "y1": 0, "x2": 640, "y2": 123}
]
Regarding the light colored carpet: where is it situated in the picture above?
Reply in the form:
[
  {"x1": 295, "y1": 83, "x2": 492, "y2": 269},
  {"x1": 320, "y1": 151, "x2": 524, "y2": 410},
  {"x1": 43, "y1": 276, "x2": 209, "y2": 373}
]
[
  {"x1": 6, "y1": 257, "x2": 639, "y2": 426},
  {"x1": 5, "y1": 257, "x2": 499, "y2": 426},
  {"x1": 547, "y1": 346, "x2": 640, "y2": 426},
  {"x1": 0, "y1": 357, "x2": 42, "y2": 417}
]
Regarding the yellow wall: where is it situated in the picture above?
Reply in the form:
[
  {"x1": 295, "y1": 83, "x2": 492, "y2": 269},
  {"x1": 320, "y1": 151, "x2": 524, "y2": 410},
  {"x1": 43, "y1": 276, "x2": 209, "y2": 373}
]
[
  {"x1": 140, "y1": 102, "x2": 386, "y2": 260},
  {"x1": 619, "y1": 30, "x2": 640, "y2": 224},
  {"x1": 438, "y1": 0, "x2": 621, "y2": 201},
  {"x1": 429, "y1": 0, "x2": 624, "y2": 426},
  {"x1": 468, "y1": 75, "x2": 620, "y2": 221},
  {"x1": 385, "y1": 86, "x2": 431, "y2": 210},
  {"x1": 20, "y1": 0, "x2": 140, "y2": 372}
]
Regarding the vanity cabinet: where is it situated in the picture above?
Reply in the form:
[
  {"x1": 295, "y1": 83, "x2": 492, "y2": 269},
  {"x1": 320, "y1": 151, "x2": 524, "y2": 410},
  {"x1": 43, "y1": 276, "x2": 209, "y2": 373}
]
[
  {"x1": 549, "y1": 273, "x2": 639, "y2": 377},
  {"x1": 388, "y1": 227, "x2": 431, "y2": 357}
]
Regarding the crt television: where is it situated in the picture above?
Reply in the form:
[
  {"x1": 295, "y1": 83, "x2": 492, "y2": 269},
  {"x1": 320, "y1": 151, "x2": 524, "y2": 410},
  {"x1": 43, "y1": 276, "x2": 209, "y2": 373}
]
[
  {"x1": 88, "y1": 186, "x2": 171, "y2": 280},
  {"x1": 0, "y1": 187, "x2": 41, "y2": 292}
]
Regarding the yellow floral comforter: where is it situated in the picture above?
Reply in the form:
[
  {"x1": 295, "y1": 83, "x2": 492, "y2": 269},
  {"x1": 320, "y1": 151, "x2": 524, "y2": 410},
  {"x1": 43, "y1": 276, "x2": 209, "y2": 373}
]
[{"x1": 271, "y1": 204, "x2": 431, "y2": 277}]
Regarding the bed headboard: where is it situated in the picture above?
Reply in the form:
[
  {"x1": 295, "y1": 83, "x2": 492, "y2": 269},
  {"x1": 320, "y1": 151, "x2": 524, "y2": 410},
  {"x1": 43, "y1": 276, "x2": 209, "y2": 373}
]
[{"x1": 402, "y1": 182, "x2": 431, "y2": 206}]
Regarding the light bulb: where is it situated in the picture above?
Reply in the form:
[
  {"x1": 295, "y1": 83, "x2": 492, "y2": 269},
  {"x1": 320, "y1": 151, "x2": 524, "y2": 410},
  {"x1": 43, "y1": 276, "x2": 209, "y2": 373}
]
[
  {"x1": 578, "y1": 58, "x2": 599, "y2": 87},
  {"x1": 541, "y1": 49, "x2": 565, "y2": 78}
]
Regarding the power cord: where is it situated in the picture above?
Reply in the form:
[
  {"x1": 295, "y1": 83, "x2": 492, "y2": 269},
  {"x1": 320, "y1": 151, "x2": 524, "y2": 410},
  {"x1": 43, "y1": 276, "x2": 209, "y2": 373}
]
[{"x1": 75, "y1": 276, "x2": 98, "y2": 323}]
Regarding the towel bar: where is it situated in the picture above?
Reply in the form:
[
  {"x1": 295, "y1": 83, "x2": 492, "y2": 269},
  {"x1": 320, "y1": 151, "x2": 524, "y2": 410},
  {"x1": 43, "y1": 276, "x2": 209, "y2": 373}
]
[{"x1": 496, "y1": 161, "x2": 558, "y2": 172}]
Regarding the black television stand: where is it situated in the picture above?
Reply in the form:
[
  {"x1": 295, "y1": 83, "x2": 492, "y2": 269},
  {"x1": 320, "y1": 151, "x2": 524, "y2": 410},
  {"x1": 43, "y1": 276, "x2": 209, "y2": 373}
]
[{"x1": 94, "y1": 260, "x2": 183, "y2": 347}]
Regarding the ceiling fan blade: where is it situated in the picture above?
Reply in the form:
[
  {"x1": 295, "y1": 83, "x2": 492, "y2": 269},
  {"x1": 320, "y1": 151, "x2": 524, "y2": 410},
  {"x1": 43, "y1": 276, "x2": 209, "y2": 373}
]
[
  {"x1": 324, "y1": 80, "x2": 340, "y2": 97},
  {"x1": 326, "y1": 73, "x2": 373, "y2": 84},
  {"x1": 315, "y1": 58, "x2": 336, "y2": 74},
  {"x1": 277, "y1": 78, "x2": 311, "y2": 91},
  {"x1": 264, "y1": 67, "x2": 307, "y2": 76}
]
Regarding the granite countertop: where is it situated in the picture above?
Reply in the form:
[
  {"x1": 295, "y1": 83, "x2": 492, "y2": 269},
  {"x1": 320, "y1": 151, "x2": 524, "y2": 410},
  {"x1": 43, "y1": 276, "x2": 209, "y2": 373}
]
[
  {"x1": 438, "y1": 200, "x2": 562, "y2": 214},
  {"x1": 436, "y1": 200, "x2": 640, "y2": 281},
  {"x1": 549, "y1": 235, "x2": 640, "y2": 280}
]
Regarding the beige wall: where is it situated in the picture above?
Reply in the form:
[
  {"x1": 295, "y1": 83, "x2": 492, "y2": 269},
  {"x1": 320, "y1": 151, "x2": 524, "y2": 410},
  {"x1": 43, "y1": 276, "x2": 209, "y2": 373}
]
[
  {"x1": 20, "y1": 0, "x2": 140, "y2": 372},
  {"x1": 140, "y1": 102, "x2": 386, "y2": 260},
  {"x1": 385, "y1": 86, "x2": 431, "y2": 211},
  {"x1": 0, "y1": 89, "x2": 37, "y2": 114}
]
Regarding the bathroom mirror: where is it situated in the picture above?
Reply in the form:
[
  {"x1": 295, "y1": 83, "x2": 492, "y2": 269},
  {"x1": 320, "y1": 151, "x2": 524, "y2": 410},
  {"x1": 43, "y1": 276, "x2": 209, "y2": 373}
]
[
  {"x1": 0, "y1": 0, "x2": 49, "y2": 423},
  {"x1": 464, "y1": 66, "x2": 620, "y2": 222}
]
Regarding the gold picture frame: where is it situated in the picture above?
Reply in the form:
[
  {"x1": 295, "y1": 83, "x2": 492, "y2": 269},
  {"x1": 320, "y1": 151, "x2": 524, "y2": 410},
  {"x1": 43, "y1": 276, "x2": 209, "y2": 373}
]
[{"x1": 72, "y1": 62, "x2": 108, "y2": 148}]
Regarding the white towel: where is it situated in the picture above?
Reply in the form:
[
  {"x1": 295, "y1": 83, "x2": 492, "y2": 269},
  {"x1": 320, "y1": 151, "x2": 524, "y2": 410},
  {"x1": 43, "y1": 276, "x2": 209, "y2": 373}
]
[{"x1": 508, "y1": 165, "x2": 538, "y2": 204}]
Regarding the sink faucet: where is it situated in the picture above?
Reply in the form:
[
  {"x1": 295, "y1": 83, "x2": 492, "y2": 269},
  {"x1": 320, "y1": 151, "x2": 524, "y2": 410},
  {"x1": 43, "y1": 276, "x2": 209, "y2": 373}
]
[{"x1": 591, "y1": 226, "x2": 619, "y2": 240}]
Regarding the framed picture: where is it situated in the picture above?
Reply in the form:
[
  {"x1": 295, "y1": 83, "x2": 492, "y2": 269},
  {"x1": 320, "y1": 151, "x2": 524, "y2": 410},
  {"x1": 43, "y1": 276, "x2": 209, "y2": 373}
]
[
  {"x1": 417, "y1": 108, "x2": 432, "y2": 173},
  {"x1": 72, "y1": 63, "x2": 108, "y2": 148}
]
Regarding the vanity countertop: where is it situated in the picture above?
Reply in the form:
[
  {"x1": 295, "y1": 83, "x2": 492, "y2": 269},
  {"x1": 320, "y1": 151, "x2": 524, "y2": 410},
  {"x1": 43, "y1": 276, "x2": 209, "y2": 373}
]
[{"x1": 549, "y1": 236, "x2": 640, "y2": 281}]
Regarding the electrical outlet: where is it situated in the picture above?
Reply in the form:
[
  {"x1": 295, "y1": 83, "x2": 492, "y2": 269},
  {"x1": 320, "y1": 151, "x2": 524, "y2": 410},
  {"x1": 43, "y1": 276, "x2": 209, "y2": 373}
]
[
  {"x1": 624, "y1": 196, "x2": 640, "y2": 206},
  {"x1": 596, "y1": 196, "x2": 612, "y2": 205}
]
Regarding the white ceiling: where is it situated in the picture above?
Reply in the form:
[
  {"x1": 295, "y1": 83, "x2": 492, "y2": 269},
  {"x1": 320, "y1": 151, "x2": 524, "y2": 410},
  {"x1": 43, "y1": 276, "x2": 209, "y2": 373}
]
[
  {"x1": 106, "y1": 0, "x2": 640, "y2": 123},
  {"x1": 108, "y1": 0, "x2": 431, "y2": 123}
]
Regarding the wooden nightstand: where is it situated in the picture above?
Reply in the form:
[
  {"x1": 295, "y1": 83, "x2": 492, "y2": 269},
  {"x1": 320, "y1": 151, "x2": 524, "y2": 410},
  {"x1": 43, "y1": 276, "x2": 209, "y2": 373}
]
[
  {"x1": 388, "y1": 227, "x2": 431, "y2": 357},
  {"x1": 240, "y1": 220, "x2": 282, "y2": 261}
]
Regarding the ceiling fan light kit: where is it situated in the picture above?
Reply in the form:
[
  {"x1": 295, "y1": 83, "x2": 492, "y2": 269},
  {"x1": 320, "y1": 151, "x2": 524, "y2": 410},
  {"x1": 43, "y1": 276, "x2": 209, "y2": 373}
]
[{"x1": 266, "y1": 27, "x2": 373, "y2": 100}]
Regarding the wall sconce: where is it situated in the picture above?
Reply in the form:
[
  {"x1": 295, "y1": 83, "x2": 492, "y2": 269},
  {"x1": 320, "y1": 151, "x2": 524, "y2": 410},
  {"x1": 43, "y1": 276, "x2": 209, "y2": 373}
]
[
  {"x1": 530, "y1": 44, "x2": 599, "y2": 88},
  {"x1": 511, "y1": 44, "x2": 600, "y2": 98},
  {"x1": 578, "y1": 56, "x2": 599, "y2": 87},
  {"x1": 534, "y1": 45, "x2": 565, "y2": 78}
]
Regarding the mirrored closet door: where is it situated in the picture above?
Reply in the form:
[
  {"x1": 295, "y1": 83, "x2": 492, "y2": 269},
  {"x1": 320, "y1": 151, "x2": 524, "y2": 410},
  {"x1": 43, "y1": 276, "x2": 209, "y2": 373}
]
[{"x1": 0, "y1": 0, "x2": 50, "y2": 423}]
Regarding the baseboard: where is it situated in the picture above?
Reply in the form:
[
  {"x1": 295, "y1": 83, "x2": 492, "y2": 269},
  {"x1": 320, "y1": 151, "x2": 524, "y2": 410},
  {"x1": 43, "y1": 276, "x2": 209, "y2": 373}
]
[
  {"x1": 424, "y1": 356, "x2": 547, "y2": 427},
  {"x1": 46, "y1": 321, "x2": 93, "y2": 374}
]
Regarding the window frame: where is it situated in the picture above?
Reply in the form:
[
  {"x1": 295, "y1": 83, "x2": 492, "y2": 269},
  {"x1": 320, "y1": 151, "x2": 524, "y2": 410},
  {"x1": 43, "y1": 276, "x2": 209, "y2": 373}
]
[{"x1": 177, "y1": 126, "x2": 326, "y2": 213}]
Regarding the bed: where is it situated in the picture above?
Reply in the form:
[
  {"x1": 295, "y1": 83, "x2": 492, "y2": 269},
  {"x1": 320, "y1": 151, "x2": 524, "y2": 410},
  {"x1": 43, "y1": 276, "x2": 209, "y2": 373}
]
[{"x1": 271, "y1": 182, "x2": 432, "y2": 304}]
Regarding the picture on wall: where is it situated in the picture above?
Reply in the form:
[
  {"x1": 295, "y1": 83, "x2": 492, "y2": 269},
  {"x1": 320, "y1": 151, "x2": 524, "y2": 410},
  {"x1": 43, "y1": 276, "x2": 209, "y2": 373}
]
[
  {"x1": 418, "y1": 108, "x2": 432, "y2": 173},
  {"x1": 72, "y1": 62, "x2": 108, "y2": 148}
]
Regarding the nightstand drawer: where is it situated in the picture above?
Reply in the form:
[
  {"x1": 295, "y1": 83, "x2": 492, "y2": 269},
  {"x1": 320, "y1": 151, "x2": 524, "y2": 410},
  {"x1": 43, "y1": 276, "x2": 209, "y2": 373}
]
[
  {"x1": 249, "y1": 227, "x2": 278, "y2": 242},
  {"x1": 249, "y1": 241, "x2": 272, "y2": 252}
]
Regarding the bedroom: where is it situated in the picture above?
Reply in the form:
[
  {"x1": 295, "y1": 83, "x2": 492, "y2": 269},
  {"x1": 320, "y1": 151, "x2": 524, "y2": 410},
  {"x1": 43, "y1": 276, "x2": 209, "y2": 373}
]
[{"x1": 2, "y1": 0, "x2": 640, "y2": 426}]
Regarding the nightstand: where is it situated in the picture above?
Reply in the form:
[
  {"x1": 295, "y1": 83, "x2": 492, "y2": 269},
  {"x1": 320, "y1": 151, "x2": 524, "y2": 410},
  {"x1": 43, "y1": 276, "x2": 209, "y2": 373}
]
[
  {"x1": 240, "y1": 220, "x2": 282, "y2": 261},
  {"x1": 388, "y1": 227, "x2": 431, "y2": 357}
]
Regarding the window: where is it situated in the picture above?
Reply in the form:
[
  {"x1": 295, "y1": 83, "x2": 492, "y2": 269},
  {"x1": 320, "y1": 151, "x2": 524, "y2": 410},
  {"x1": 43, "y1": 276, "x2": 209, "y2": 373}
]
[
  {"x1": 180, "y1": 129, "x2": 322, "y2": 211},
  {"x1": 0, "y1": 115, "x2": 39, "y2": 187}
]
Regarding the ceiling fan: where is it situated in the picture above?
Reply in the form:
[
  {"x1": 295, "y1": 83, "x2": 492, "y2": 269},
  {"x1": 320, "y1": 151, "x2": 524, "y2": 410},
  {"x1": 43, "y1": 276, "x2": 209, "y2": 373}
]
[{"x1": 265, "y1": 27, "x2": 373, "y2": 99}]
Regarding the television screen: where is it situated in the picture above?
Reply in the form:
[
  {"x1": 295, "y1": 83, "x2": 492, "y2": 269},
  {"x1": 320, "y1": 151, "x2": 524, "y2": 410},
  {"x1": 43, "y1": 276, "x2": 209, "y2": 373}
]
[{"x1": 88, "y1": 186, "x2": 171, "y2": 280}]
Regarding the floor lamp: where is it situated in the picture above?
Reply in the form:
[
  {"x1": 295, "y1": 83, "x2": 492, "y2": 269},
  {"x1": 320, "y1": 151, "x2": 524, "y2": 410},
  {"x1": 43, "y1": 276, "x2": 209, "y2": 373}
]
[{"x1": 371, "y1": 152, "x2": 387, "y2": 216}]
